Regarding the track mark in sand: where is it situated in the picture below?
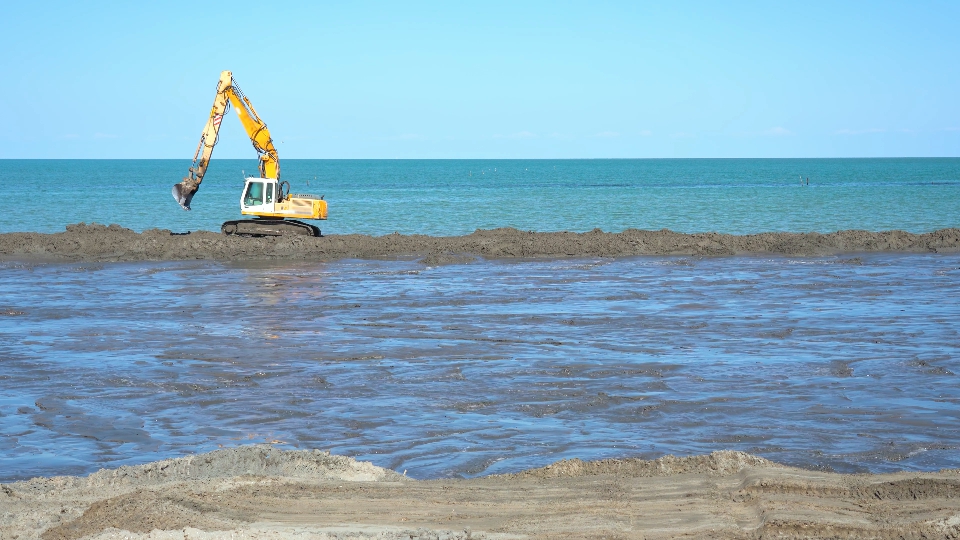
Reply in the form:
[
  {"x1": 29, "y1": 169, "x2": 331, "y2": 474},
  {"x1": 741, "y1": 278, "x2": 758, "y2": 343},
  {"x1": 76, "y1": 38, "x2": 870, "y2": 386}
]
[
  {"x1": 735, "y1": 475, "x2": 960, "y2": 501},
  {"x1": 753, "y1": 517, "x2": 960, "y2": 540},
  {"x1": 724, "y1": 473, "x2": 960, "y2": 539},
  {"x1": 856, "y1": 478, "x2": 960, "y2": 501}
]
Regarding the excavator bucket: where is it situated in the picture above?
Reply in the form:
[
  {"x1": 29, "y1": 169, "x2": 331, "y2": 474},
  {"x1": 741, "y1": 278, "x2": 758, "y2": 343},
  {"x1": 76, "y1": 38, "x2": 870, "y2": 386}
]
[{"x1": 172, "y1": 181, "x2": 196, "y2": 211}]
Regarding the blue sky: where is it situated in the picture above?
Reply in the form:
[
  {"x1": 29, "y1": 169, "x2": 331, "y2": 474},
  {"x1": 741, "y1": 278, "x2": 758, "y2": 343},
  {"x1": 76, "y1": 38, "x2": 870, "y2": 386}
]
[{"x1": 2, "y1": 1, "x2": 958, "y2": 158}]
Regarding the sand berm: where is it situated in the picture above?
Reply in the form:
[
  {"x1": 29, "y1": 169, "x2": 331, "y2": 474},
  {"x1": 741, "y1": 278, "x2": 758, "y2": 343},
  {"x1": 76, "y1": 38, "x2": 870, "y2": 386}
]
[
  {"x1": 1, "y1": 223, "x2": 959, "y2": 263},
  {"x1": 3, "y1": 445, "x2": 960, "y2": 539}
]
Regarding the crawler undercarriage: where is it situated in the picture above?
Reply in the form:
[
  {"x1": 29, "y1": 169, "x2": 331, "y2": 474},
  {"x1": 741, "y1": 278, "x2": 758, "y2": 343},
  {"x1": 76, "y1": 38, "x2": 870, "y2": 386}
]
[{"x1": 221, "y1": 219, "x2": 320, "y2": 237}]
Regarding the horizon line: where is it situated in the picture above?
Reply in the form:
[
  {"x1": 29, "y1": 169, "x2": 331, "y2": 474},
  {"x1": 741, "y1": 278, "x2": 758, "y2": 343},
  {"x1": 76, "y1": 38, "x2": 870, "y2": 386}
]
[{"x1": 2, "y1": 156, "x2": 958, "y2": 161}]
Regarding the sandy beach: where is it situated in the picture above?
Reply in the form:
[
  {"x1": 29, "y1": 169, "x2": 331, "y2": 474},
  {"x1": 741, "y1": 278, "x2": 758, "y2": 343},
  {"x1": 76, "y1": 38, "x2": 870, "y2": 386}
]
[
  {"x1": 1, "y1": 445, "x2": 958, "y2": 539},
  {"x1": 1, "y1": 223, "x2": 959, "y2": 263}
]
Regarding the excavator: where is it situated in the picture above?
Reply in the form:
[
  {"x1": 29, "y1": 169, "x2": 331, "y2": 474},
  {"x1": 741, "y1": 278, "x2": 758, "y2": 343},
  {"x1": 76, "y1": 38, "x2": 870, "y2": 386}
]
[{"x1": 172, "y1": 71, "x2": 327, "y2": 236}]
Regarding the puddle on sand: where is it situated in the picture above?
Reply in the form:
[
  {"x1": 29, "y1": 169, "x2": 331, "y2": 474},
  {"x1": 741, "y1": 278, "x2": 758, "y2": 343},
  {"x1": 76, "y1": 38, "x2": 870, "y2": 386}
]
[{"x1": 0, "y1": 254, "x2": 959, "y2": 481}]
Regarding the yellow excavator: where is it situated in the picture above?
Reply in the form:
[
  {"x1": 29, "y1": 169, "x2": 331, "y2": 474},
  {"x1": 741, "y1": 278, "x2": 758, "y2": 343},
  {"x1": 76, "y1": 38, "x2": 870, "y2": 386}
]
[{"x1": 172, "y1": 71, "x2": 327, "y2": 236}]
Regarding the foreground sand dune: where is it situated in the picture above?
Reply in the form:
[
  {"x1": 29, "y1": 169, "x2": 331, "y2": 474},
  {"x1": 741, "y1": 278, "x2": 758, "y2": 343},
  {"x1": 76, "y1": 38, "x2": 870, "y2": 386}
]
[
  {"x1": 3, "y1": 445, "x2": 959, "y2": 539},
  {"x1": 1, "y1": 223, "x2": 959, "y2": 262}
]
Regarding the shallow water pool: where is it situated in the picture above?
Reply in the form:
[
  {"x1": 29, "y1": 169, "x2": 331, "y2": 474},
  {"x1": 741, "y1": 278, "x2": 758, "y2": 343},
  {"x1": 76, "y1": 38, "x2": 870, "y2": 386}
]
[{"x1": 1, "y1": 254, "x2": 958, "y2": 481}]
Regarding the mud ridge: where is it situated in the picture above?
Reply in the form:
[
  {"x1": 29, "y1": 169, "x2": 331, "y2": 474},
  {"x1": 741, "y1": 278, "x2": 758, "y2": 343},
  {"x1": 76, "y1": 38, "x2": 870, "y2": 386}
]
[{"x1": 2, "y1": 223, "x2": 959, "y2": 262}]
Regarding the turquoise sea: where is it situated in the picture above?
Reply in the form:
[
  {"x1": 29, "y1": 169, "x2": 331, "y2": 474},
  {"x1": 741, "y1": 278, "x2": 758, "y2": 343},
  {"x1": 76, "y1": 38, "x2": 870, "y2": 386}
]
[{"x1": 3, "y1": 158, "x2": 959, "y2": 235}]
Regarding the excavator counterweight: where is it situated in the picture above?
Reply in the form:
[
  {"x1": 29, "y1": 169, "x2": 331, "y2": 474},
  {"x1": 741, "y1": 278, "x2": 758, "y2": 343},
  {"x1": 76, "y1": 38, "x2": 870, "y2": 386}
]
[{"x1": 173, "y1": 71, "x2": 327, "y2": 236}]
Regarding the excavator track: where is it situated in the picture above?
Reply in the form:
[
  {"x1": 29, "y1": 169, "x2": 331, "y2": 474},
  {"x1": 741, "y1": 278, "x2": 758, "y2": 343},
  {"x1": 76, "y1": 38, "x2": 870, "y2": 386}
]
[{"x1": 221, "y1": 219, "x2": 320, "y2": 237}]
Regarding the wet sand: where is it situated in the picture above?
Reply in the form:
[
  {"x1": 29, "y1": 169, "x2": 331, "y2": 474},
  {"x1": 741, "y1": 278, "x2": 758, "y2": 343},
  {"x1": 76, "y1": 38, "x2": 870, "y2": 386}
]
[
  {"x1": 3, "y1": 445, "x2": 959, "y2": 539},
  {"x1": 1, "y1": 223, "x2": 959, "y2": 262}
]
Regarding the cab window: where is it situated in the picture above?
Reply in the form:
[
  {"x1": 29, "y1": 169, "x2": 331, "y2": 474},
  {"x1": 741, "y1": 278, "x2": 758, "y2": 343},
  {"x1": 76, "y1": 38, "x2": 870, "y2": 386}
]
[
  {"x1": 244, "y1": 182, "x2": 264, "y2": 206},
  {"x1": 266, "y1": 184, "x2": 274, "y2": 204}
]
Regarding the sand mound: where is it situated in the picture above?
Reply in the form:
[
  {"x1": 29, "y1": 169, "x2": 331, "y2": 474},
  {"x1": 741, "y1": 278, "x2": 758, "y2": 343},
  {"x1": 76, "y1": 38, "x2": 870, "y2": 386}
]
[
  {"x1": 41, "y1": 490, "x2": 240, "y2": 540},
  {"x1": 5, "y1": 446, "x2": 960, "y2": 540},
  {"x1": 1, "y1": 223, "x2": 958, "y2": 262},
  {"x1": 11, "y1": 445, "x2": 405, "y2": 496},
  {"x1": 4, "y1": 446, "x2": 406, "y2": 540},
  {"x1": 502, "y1": 450, "x2": 774, "y2": 479}
]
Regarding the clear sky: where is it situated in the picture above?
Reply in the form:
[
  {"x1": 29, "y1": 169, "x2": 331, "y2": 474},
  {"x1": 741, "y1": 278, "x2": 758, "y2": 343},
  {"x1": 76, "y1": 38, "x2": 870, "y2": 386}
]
[{"x1": 2, "y1": 1, "x2": 958, "y2": 158}]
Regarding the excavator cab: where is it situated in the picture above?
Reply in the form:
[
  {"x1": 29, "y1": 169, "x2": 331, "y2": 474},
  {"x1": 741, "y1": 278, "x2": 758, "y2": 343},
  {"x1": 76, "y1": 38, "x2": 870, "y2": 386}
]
[{"x1": 242, "y1": 179, "x2": 270, "y2": 210}]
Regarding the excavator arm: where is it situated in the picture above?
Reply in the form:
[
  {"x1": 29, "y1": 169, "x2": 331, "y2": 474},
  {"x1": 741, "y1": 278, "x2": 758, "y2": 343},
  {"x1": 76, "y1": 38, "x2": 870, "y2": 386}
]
[{"x1": 173, "y1": 71, "x2": 280, "y2": 210}]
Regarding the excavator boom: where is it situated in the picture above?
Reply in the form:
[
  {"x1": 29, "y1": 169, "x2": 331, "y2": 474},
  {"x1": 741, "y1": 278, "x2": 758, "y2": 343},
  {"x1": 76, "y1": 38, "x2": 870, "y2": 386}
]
[
  {"x1": 173, "y1": 71, "x2": 280, "y2": 210},
  {"x1": 226, "y1": 85, "x2": 279, "y2": 180}
]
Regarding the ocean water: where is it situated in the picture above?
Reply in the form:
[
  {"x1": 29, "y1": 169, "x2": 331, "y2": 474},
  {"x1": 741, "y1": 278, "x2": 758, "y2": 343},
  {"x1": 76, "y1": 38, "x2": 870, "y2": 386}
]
[
  {"x1": 3, "y1": 158, "x2": 959, "y2": 236},
  {"x1": 1, "y1": 254, "x2": 959, "y2": 481}
]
